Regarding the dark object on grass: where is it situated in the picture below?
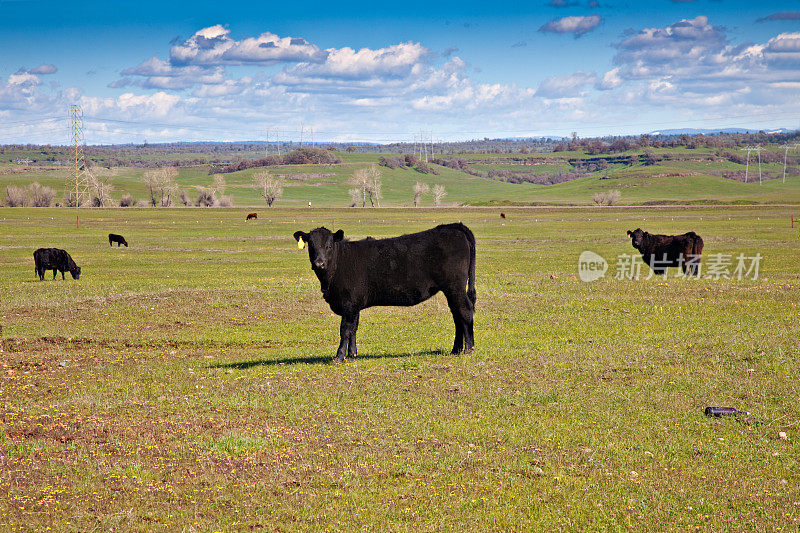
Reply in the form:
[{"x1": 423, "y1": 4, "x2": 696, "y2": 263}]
[
  {"x1": 500, "y1": 212, "x2": 506, "y2": 219},
  {"x1": 293, "y1": 223, "x2": 476, "y2": 363},
  {"x1": 705, "y1": 406, "x2": 763, "y2": 424},
  {"x1": 108, "y1": 233, "x2": 128, "y2": 247},
  {"x1": 705, "y1": 406, "x2": 748, "y2": 417},
  {"x1": 627, "y1": 228, "x2": 704, "y2": 276},
  {"x1": 33, "y1": 248, "x2": 81, "y2": 280},
  {"x1": 246, "y1": 213, "x2": 258, "y2": 221}
]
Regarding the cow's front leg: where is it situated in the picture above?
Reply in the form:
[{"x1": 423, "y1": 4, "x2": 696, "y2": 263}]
[
  {"x1": 335, "y1": 313, "x2": 358, "y2": 363},
  {"x1": 346, "y1": 312, "x2": 360, "y2": 359}
]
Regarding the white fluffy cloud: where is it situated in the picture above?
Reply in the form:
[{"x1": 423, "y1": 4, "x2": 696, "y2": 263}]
[
  {"x1": 272, "y1": 42, "x2": 431, "y2": 95},
  {"x1": 612, "y1": 17, "x2": 800, "y2": 95},
  {"x1": 169, "y1": 25, "x2": 326, "y2": 66},
  {"x1": 535, "y1": 71, "x2": 597, "y2": 98},
  {"x1": 113, "y1": 56, "x2": 226, "y2": 90},
  {"x1": 612, "y1": 16, "x2": 727, "y2": 80},
  {"x1": 539, "y1": 15, "x2": 602, "y2": 37},
  {"x1": 29, "y1": 64, "x2": 58, "y2": 75}
]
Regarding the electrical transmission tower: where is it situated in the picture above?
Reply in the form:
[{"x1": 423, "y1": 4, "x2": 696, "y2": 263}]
[
  {"x1": 417, "y1": 130, "x2": 433, "y2": 162},
  {"x1": 741, "y1": 145, "x2": 763, "y2": 185},
  {"x1": 783, "y1": 143, "x2": 800, "y2": 183},
  {"x1": 67, "y1": 104, "x2": 93, "y2": 207}
]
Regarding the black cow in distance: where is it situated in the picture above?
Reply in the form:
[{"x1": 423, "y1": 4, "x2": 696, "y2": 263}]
[
  {"x1": 108, "y1": 233, "x2": 128, "y2": 247},
  {"x1": 34, "y1": 248, "x2": 81, "y2": 280},
  {"x1": 627, "y1": 228, "x2": 704, "y2": 276}
]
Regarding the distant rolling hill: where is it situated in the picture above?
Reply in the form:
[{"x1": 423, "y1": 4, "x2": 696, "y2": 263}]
[{"x1": 649, "y1": 128, "x2": 795, "y2": 136}]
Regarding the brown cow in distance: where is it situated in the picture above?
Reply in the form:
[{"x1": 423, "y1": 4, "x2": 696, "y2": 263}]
[
  {"x1": 246, "y1": 213, "x2": 258, "y2": 221},
  {"x1": 627, "y1": 228, "x2": 704, "y2": 276}
]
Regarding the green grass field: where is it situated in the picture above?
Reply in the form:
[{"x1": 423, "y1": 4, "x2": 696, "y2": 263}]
[
  {"x1": 3, "y1": 148, "x2": 800, "y2": 208},
  {"x1": 1, "y1": 206, "x2": 799, "y2": 530}
]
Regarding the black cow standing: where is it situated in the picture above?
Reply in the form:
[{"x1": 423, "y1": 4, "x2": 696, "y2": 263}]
[
  {"x1": 293, "y1": 223, "x2": 476, "y2": 363},
  {"x1": 33, "y1": 248, "x2": 81, "y2": 280},
  {"x1": 108, "y1": 233, "x2": 128, "y2": 247},
  {"x1": 627, "y1": 228, "x2": 704, "y2": 276}
]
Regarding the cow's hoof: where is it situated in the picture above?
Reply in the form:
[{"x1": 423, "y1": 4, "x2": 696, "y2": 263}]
[{"x1": 332, "y1": 357, "x2": 345, "y2": 364}]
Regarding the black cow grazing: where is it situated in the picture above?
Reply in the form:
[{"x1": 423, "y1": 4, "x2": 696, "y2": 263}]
[
  {"x1": 293, "y1": 223, "x2": 476, "y2": 363},
  {"x1": 246, "y1": 213, "x2": 258, "y2": 221},
  {"x1": 108, "y1": 233, "x2": 128, "y2": 247},
  {"x1": 33, "y1": 248, "x2": 81, "y2": 280},
  {"x1": 627, "y1": 228, "x2": 704, "y2": 276},
  {"x1": 500, "y1": 212, "x2": 506, "y2": 219}
]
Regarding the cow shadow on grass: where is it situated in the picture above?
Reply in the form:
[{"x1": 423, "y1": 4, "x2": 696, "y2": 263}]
[{"x1": 212, "y1": 350, "x2": 443, "y2": 369}]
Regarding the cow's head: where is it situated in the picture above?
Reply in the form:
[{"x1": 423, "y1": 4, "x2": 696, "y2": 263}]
[
  {"x1": 293, "y1": 227, "x2": 344, "y2": 272},
  {"x1": 627, "y1": 228, "x2": 646, "y2": 248},
  {"x1": 70, "y1": 266, "x2": 81, "y2": 280}
]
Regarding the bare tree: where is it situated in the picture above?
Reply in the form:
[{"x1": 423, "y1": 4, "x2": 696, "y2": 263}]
[
  {"x1": 28, "y1": 182, "x2": 56, "y2": 207},
  {"x1": 432, "y1": 184, "x2": 447, "y2": 206},
  {"x1": 142, "y1": 169, "x2": 160, "y2": 206},
  {"x1": 212, "y1": 174, "x2": 226, "y2": 196},
  {"x1": 253, "y1": 171, "x2": 284, "y2": 207},
  {"x1": 412, "y1": 182, "x2": 429, "y2": 207},
  {"x1": 348, "y1": 169, "x2": 369, "y2": 207},
  {"x1": 159, "y1": 167, "x2": 179, "y2": 207},
  {"x1": 592, "y1": 190, "x2": 621, "y2": 206},
  {"x1": 195, "y1": 187, "x2": 218, "y2": 207},
  {"x1": 88, "y1": 169, "x2": 115, "y2": 207},
  {"x1": 120, "y1": 193, "x2": 135, "y2": 207},
  {"x1": 142, "y1": 167, "x2": 178, "y2": 207},
  {"x1": 348, "y1": 187, "x2": 362, "y2": 207},
  {"x1": 5, "y1": 186, "x2": 27, "y2": 207},
  {"x1": 366, "y1": 166, "x2": 382, "y2": 207},
  {"x1": 179, "y1": 189, "x2": 192, "y2": 206}
]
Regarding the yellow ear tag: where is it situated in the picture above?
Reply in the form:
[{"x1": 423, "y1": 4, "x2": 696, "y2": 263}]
[{"x1": 298, "y1": 236, "x2": 305, "y2": 250}]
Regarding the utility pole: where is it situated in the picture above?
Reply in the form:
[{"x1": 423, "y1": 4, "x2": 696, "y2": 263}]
[
  {"x1": 741, "y1": 146, "x2": 763, "y2": 184},
  {"x1": 783, "y1": 143, "x2": 799, "y2": 183}
]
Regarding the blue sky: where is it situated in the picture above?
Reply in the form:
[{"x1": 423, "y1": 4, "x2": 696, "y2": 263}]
[{"x1": 1, "y1": 0, "x2": 799, "y2": 144}]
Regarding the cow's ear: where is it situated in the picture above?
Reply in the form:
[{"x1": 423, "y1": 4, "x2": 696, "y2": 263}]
[
  {"x1": 626, "y1": 230, "x2": 632, "y2": 236},
  {"x1": 293, "y1": 231, "x2": 308, "y2": 242},
  {"x1": 333, "y1": 229, "x2": 345, "y2": 242}
]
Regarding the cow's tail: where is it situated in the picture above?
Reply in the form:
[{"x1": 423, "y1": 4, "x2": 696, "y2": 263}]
[
  {"x1": 691, "y1": 232, "x2": 704, "y2": 261},
  {"x1": 457, "y1": 223, "x2": 477, "y2": 307},
  {"x1": 687, "y1": 232, "x2": 704, "y2": 275}
]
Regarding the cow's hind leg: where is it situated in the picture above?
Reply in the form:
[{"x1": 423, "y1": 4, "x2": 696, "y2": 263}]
[
  {"x1": 335, "y1": 312, "x2": 359, "y2": 363},
  {"x1": 445, "y1": 289, "x2": 474, "y2": 354}
]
